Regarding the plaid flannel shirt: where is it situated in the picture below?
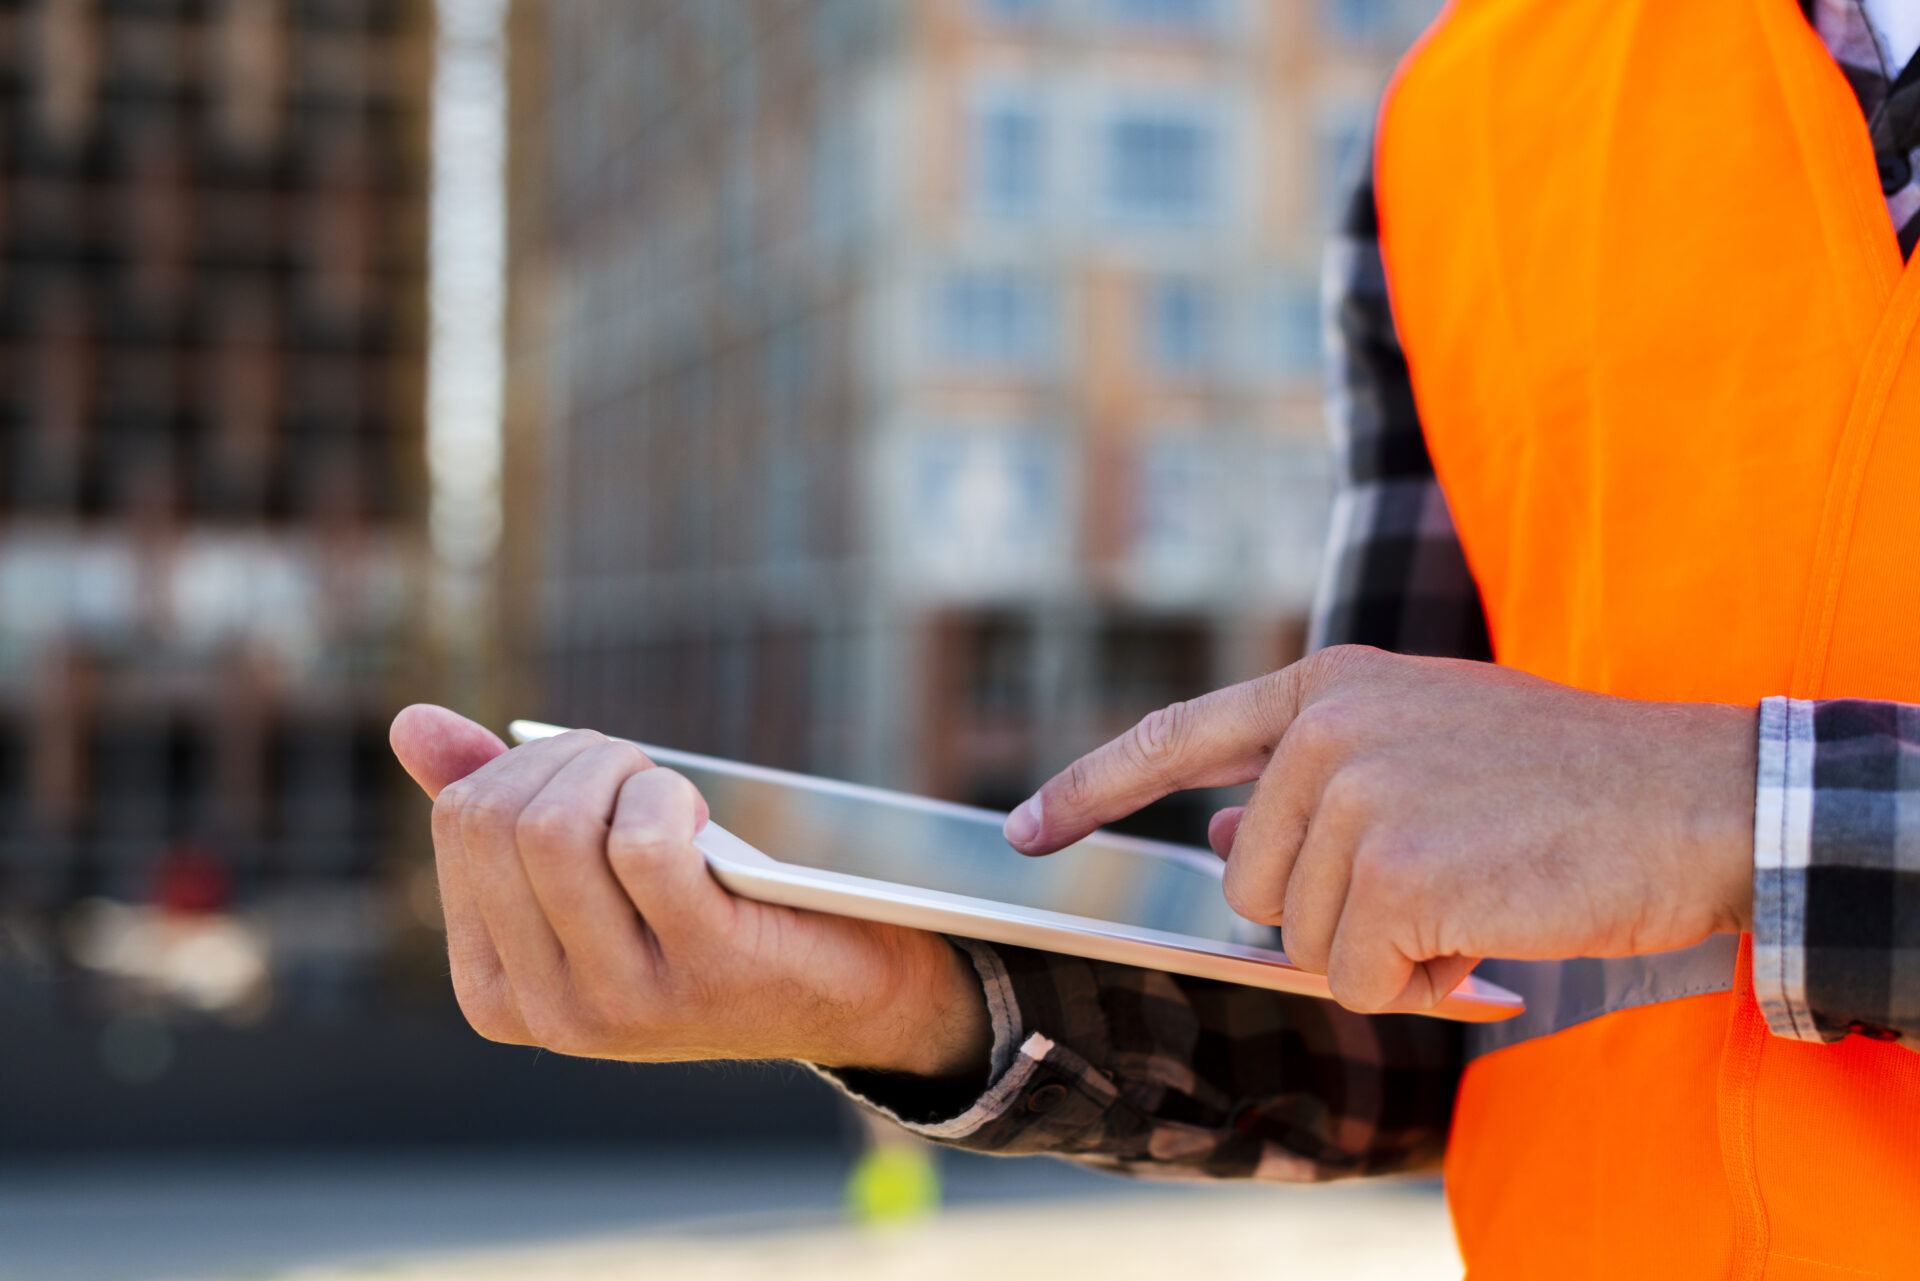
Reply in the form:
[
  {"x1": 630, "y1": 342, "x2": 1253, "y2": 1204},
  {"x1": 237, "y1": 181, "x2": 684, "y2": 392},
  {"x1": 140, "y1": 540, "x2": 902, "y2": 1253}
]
[{"x1": 825, "y1": 3, "x2": 1920, "y2": 1178}]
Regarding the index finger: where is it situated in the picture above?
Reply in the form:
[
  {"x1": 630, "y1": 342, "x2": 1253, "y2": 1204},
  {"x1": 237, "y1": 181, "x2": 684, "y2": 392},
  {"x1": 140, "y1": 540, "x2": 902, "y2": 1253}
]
[{"x1": 1005, "y1": 665, "x2": 1308, "y2": 855}]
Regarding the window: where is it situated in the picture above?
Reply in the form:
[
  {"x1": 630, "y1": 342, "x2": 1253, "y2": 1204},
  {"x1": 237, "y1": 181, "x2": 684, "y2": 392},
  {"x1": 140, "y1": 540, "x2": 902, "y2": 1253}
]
[
  {"x1": 1263, "y1": 278, "x2": 1322, "y2": 379},
  {"x1": 1317, "y1": 108, "x2": 1371, "y2": 224},
  {"x1": 977, "y1": 0, "x2": 1045, "y2": 22},
  {"x1": 1106, "y1": 109, "x2": 1215, "y2": 224},
  {"x1": 1106, "y1": 0, "x2": 1218, "y2": 31},
  {"x1": 761, "y1": 323, "x2": 811, "y2": 565},
  {"x1": 89, "y1": 718, "x2": 173, "y2": 841},
  {"x1": 936, "y1": 270, "x2": 1054, "y2": 369},
  {"x1": 905, "y1": 431, "x2": 1068, "y2": 594},
  {"x1": 811, "y1": 110, "x2": 861, "y2": 250},
  {"x1": 974, "y1": 98, "x2": 1044, "y2": 218},
  {"x1": 1327, "y1": 0, "x2": 1440, "y2": 45},
  {"x1": 955, "y1": 614, "x2": 1034, "y2": 715},
  {"x1": 1258, "y1": 442, "x2": 1334, "y2": 607},
  {"x1": 1327, "y1": 0, "x2": 1393, "y2": 41},
  {"x1": 1096, "y1": 618, "x2": 1211, "y2": 721},
  {"x1": 1130, "y1": 437, "x2": 1231, "y2": 590},
  {"x1": 1143, "y1": 278, "x2": 1217, "y2": 374}
]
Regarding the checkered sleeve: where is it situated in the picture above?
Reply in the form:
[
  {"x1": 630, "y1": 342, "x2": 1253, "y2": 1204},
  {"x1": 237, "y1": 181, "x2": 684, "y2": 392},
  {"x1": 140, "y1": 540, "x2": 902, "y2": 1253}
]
[
  {"x1": 821, "y1": 939, "x2": 1462, "y2": 1180},
  {"x1": 1753, "y1": 697, "x2": 1920, "y2": 1050},
  {"x1": 1307, "y1": 164, "x2": 1492, "y2": 660}
]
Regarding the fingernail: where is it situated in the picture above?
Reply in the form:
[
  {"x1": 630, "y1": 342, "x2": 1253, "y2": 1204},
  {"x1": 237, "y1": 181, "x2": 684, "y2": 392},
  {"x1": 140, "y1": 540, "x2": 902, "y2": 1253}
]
[{"x1": 1004, "y1": 797, "x2": 1042, "y2": 848}]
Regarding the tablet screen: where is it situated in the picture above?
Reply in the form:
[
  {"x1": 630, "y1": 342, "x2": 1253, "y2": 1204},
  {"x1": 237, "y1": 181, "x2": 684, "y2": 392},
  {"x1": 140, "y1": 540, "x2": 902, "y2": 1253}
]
[{"x1": 658, "y1": 748, "x2": 1261, "y2": 945}]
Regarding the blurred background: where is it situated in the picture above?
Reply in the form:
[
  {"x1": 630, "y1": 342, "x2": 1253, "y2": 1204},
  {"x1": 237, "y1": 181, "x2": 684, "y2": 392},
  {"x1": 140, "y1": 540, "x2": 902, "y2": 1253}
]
[{"x1": 0, "y1": 1, "x2": 1452, "y2": 1277}]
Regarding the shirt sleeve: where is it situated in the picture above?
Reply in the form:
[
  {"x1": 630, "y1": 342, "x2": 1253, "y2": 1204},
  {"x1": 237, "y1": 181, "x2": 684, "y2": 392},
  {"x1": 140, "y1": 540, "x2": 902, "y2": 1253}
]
[
  {"x1": 817, "y1": 157, "x2": 1478, "y2": 1181},
  {"x1": 820, "y1": 938, "x2": 1461, "y2": 1181},
  {"x1": 1752, "y1": 697, "x2": 1920, "y2": 1051},
  {"x1": 1308, "y1": 167, "x2": 1491, "y2": 661}
]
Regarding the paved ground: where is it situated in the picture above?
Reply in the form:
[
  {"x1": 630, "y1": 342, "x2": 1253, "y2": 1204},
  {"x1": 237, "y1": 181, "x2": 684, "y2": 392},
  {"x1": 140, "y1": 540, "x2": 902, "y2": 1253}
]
[{"x1": 0, "y1": 1148, "x2": 1461, "y2": 1281}]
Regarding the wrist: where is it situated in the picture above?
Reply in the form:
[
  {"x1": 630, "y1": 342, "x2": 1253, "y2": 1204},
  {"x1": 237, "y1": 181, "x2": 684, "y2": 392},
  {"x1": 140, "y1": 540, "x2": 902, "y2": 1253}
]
[
  {"x1": 809, "y1": 930, "x2": 993, "y2": 1079},
  {"x1": 876, "y1": 933, "x2": 994, "y2": 1077},
  {"x1": 1681, "y1": 701, "x2": 1758, "y2": 934}
]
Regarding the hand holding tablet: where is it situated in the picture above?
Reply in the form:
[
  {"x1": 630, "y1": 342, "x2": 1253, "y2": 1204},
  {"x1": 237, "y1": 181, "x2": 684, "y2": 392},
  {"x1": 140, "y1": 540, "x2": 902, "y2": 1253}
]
[{"x1": 390, "y1": 706, "x2": 997, "y2": 1077}]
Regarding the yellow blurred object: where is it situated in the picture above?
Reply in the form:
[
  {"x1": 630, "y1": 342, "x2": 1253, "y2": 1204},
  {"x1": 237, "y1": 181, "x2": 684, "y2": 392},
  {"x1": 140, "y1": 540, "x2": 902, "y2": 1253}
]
[{"x1": 844, "y1": 1144, "x2": 942, "y2": 1227}]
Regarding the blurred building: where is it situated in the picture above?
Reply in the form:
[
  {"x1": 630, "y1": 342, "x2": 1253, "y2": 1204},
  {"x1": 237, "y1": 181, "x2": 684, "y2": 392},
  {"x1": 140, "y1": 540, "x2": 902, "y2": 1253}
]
[
  {"x1": 503, "y1": 0, "x2": 1431, "y2": 814},
  {"x1": 0, "y1": 0, "x2": 434, "y2": 1016}
]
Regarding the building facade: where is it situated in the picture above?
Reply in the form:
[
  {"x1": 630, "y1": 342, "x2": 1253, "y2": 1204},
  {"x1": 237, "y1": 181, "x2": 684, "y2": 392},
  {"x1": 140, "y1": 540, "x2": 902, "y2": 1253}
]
[
  {"x1": 0, "y1": 0, "x2": 433, "y2": 1016},
  {"x1": 504, "y1": 0, "x2": 1431, "y2": 823}
]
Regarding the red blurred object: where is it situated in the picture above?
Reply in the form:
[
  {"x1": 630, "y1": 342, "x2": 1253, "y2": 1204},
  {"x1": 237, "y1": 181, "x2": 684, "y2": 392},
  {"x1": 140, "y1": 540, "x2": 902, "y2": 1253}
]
[{"x1": 151, "y1": 843, "x2": 232, "y2": 914}]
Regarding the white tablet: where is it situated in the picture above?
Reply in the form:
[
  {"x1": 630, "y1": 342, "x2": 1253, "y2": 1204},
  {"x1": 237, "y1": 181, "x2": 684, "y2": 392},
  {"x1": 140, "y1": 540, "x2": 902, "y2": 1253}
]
[{"x1": 509, "y1": 720, "x2": 1523, "y2": 1023}]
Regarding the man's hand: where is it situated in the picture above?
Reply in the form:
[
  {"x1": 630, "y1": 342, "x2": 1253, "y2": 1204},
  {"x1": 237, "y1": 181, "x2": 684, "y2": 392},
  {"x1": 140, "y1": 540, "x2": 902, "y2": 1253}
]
[
  {"x1": 390, "y1": 705, "x2": 990, "y2": 1076},
  {"x1": 1002, "y1": 646, "x2": 1757, "y2": 1016}
]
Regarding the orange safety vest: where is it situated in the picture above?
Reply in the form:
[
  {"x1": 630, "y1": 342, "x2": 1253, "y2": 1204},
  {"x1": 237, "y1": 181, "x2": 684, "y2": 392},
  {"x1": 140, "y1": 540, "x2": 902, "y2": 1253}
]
[{"x1": 1374, "y1": 0, "x2": 1920, "y2": 1275}]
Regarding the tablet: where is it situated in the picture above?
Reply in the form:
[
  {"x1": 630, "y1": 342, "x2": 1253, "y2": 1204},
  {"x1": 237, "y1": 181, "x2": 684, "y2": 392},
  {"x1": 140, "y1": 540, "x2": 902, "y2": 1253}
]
[{"x1": 509, "y1": 720, "x2": 1523, "y2": 1023}]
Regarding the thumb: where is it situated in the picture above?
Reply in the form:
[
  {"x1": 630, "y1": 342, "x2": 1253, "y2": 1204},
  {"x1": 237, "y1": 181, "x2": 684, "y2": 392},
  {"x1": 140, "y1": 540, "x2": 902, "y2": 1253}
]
[{"x1": 389, "y1": 703, "x2": 509, "y2": 799}]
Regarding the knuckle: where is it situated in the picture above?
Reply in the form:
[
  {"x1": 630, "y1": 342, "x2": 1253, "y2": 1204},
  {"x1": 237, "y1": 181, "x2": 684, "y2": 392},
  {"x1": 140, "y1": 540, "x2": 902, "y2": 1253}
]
[
  {"x1": 460, "y1": 783, "x2": 521, "y2": 839},
  {"x1": 464, "y1": 1008, "x2": 527, "y2": 1046},
  {"x1": 1284, "y1": 699, "x2": 1357, "y2": 760},
  {"x1": 607, "y1": 739, "x2": 652, "y2": 771},
  {"x1": 1057, "y1": 756, "x2": 1097, "y2": 812},
  {"x1": 519, "y1": 1002, "x2": 595, "y2": 1057},
  {"x1": 1286, "y1": 937, "x2": 1330, "y2": 975},
  {"x1": 1347, "y1": 846, "x2": 1388, "y2": 900},
  {"x1": 555, "y1": 1015, "x2": 612, "y2": 1059},
  {"x1": 1327, "y1": 970, "x2": 1390, "y2": 1015},
  {"x1": 1280, "y1": 898, "x2": 1329, "y2": 970},
  {"x1": 433, "y1": 780, "x2": 473, "y2": 830},
  {"x1": 1311, "y1": 644, "x2": 1382, "y2": 679},
  {"x1": 1126, "y1": 702, "x2": 1192, "y2": 778},
  {"x1": 647, "y1": 768, "x2": 702, "y2": 814},
  {"x1": 1249, "y1": 671, "x2": 1298, "y2": 736},
  {"x1": 1222, "y1": 864, "x2": 1281, "y2": 926},
  {"x1": 1319, "y1": 762, "x2": 1383, "y2": 817},
  {"x1": 607, "y1": 814, "x2": 679, "y2": 865},
  {"x1": 452, "y1": 983, "x2": 526, "y2": 1046},
  {"x1": 581, "y1": 736, "x2": 646, "y2": 778},
  {"x1": 1350, "y1": 835, "x2": 1419, "y2": 905},
  {"x1": 516, "y1": 800, "x2": 590, "y2": 855}
]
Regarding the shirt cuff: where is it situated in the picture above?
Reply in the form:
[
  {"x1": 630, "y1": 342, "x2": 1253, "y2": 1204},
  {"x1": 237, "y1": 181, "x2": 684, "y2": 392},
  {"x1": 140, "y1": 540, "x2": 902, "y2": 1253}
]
[
  {"x1": 1753, "y1": 695, "x2": 1826, "y2": 1043},
  {"x1": 1754, "y1": 696, "x2": 1920, "y2": 1048},
  {"x1": 811, "y1": 939, "x2": 1126, "y2": 1150}
]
